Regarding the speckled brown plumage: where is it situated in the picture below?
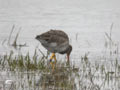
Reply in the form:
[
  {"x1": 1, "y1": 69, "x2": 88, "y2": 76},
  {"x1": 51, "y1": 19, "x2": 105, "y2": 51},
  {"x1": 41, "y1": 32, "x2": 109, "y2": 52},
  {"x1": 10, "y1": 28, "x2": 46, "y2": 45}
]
[
  {"x1": 39, "y1": 29, "x2": 69, "y2": 45},
  {"x1": 35, "y1": 29, "x2": 72, "y2": 63}
]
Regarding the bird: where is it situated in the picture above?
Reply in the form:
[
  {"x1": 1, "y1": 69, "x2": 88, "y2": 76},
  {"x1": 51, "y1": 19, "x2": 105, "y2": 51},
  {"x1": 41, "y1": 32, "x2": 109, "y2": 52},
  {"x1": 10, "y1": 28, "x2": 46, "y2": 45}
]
[{"x1": 35, "y1": 29, "x2": 72, "y2": 65}]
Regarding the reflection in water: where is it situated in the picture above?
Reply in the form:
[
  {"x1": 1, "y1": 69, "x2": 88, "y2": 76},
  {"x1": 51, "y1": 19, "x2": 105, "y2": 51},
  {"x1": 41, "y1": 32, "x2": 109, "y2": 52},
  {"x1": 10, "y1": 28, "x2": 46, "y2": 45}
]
[
  {"x1": 36, "y1": 66, "x2": 77, "y2": 90},
  {"x1": 22, "y1": 62, "x2": 79, "y2": 90}
]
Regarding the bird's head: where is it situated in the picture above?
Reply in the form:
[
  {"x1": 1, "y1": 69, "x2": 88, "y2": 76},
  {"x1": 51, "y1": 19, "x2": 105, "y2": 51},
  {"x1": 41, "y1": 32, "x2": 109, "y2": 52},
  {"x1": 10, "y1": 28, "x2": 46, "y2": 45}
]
[
  {"x1": 35, "y1": 35, "x2": 40, "y2": 40},
  {"x1": 66, "y1": 45, "x2": 72, "y2": 62}
]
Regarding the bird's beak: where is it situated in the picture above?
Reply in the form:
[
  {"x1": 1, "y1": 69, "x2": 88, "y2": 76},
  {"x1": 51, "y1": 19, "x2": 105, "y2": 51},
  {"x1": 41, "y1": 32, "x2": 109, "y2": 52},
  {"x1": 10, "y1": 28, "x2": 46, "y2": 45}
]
[{"x1": 67, "y1": 54, "x2": 70, "y2": 63}]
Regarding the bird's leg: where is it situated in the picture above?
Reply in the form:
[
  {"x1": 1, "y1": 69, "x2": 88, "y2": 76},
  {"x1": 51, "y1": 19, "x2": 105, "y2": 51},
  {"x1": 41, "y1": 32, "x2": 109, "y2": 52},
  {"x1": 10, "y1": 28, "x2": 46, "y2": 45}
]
[
  {"x1": 50, "y1": 53, "x2": 55, "y2": 61},
  {"x1": 66, "y1": 54, "x2": 70, "y2": 65},
  {"x1": 53, "y1": 54, "x2": 57, "y2": 69},
  {"x1": 53, "y1": 55, "x2": 57, "y2": 64},
  {"x1": 50, "y1": 53, "x2": 56, "y2": 70}
]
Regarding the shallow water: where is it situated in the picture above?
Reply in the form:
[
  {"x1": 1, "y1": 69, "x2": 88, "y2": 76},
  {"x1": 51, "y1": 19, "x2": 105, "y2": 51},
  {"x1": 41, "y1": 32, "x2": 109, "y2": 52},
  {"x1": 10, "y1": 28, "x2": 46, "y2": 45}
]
[{"x1": 0, "y1": 0, "x2": 120, "y2": 90}]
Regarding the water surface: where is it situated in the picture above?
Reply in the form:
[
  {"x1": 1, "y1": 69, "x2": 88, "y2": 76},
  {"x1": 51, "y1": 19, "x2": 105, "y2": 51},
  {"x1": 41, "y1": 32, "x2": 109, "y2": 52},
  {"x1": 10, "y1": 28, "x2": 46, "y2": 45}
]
[{"x1": 0, "y1": 0, "x2": 120, "y2": 90}]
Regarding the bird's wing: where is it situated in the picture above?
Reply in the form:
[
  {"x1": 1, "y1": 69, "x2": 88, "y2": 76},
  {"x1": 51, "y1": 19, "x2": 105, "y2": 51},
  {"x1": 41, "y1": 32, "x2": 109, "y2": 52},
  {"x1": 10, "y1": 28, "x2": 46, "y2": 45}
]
[{"x1": 40, "y1": 30, "x2": 69, "y2": 45}]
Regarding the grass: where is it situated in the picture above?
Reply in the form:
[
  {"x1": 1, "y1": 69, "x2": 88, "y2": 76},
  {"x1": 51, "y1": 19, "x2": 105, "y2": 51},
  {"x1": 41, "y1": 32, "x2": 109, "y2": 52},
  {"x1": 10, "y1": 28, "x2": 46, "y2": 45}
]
[
  {"x1": 0, "y1": 48, "x2": 120, "y2": 90},
  {"x1": 2, "y1": 25, "x2": 27, "y2": 49},
  {"x1": 0, "y1": 50, "x2": 80, "y2": 90},
  {"x1": 0, "y1": 50, "x2": 46, "y2": 71}
]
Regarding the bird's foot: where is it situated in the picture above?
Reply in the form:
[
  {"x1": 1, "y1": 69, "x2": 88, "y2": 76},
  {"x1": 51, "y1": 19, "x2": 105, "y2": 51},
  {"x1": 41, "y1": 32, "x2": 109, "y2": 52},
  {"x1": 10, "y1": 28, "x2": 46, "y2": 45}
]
[
  {"x1": 49, "y1": 60, "x2": 55, "y2": 71},
  {"x1": 66, "y1": 61, "x2": 70, "y2": 66}
]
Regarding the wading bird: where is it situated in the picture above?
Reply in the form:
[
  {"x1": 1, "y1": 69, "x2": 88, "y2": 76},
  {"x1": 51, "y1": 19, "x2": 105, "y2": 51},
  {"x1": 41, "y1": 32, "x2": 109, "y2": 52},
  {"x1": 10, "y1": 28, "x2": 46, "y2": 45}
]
[{"x1": 35, "y1": 29, "x2": 72, "y2": 68}]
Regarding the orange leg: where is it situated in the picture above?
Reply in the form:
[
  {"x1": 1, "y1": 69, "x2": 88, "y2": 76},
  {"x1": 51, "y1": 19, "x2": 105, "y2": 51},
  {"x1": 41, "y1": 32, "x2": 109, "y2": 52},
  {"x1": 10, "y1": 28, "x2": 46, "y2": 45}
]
[
  {"x1": 50, "y1": 53, "x2": 55, "y2": 60},
  {"x1": 53, "y1": 55, "x2": 57, "y2": 64},
  {"x1": 50, "y1": 53, "x2": 56, "y2": 70}
]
